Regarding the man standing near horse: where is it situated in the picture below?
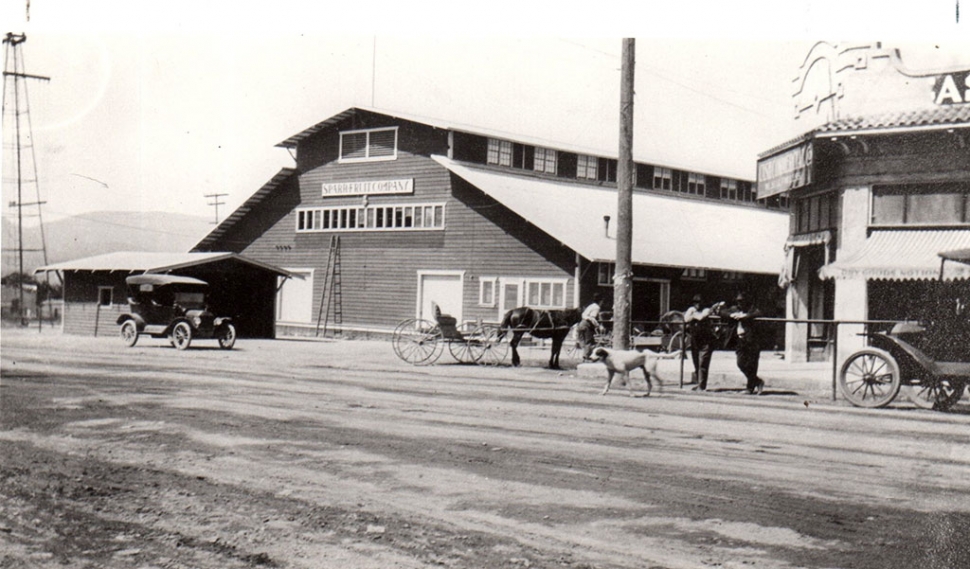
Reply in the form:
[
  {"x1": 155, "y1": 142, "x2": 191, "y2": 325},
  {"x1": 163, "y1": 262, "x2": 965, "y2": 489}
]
[
  {"x1": 577, "y1": 293, "x2": 604, "y2": 362},
  {"x1": 683, "y1": 294, "x2": 723, "y2": 391}
]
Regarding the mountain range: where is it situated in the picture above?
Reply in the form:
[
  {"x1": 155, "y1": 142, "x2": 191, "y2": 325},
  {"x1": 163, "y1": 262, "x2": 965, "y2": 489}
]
[{"x1": 2, "y1": 211, "x2": 214, "y2": 277}]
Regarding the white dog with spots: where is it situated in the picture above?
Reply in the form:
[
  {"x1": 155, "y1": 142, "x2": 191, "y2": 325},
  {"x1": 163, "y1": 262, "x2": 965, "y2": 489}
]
[{"x1": 588, "y1": 347, "x2": 680, "y2": 397}]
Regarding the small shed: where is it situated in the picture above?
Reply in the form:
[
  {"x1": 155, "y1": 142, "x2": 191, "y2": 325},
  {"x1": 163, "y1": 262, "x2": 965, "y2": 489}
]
[{"x1": 35, "y1": 251, "x2": 294, "y2": 338}]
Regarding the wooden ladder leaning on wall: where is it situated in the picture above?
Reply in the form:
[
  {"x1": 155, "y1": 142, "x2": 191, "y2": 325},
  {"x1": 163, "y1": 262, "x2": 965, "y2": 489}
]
[{"x1": 314, "y1": 235, "x2": 342, "y2": 337}]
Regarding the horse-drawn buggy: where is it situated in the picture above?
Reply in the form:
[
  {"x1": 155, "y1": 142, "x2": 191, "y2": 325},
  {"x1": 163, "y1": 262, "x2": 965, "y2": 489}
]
[
  {"x1": 838, "y1": 249, "x2": 970, "y2": 411},
  {"x1": 391, "y1": 305, "x2": 508, "y2": 366}
]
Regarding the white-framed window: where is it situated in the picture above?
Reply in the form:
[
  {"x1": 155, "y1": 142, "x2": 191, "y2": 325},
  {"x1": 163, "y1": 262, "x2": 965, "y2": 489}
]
[
  {"x1": 682, "y1": 268, "x2": 707, "y2": 280},
  {"x1": 296, "y1": 203, "x2": 445, "y2": 232},
  {"x1": 479, "y1": 277, "x2": 497, "y2": 307},
  {"x1": 597, "y1": 263, "x2": 614, "y2": 286},
  {"x1": 533, "y1": 147, "x2": 557, "y2": 174},
  {"x1": 653, "y1": 167, "x2": 672, "y2": 190},
  {"x1": 577, "y1": 155, "x2": 598, "y2": 180},
  {"x1": 525, "y1": 279, "x2": 567, "y2": 309},
  {"x1": 722, "y1": 271, "x2": 743, "y2": 281},
  {"x1": 487, "y1": 138, "x2": 513, "y2": 167},
  {"x1": 720, "y1": 179, "x2": 738, "y2": 200},
  {"x1": 339, "y1": 127, "x2": 398, "y2": 163},
  {"x1": 688, "y1": 173, "x2": 705, "y2": 195}
]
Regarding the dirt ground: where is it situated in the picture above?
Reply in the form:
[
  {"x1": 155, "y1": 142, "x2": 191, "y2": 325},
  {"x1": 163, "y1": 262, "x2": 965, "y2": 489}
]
[{"x1": 2, "y1": 328, "x2": 969, "y2": 569}]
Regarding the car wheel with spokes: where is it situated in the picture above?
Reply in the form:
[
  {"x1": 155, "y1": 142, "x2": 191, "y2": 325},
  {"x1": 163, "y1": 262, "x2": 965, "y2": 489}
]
[
  {"x1": 120, "y1": 320, "x2": 138, "y2": 347},
  {"x1": 171, "y1": 322, "x2": 193, "y2": 351},
  {"x1": 218, "y1": 323, "x2": 236, "y2": 350}
]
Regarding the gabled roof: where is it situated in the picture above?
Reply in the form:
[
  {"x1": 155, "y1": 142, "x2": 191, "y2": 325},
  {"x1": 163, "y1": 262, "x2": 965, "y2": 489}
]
[
  {"x1": 34, "y1": 251, "x2": 295, "y2": 277},
  {"x1": 193, "y1": 168, "x2": 297, "y2": 252},
  {"x1": 433, "y1": 156, "x2": 789, "y2": 275}
]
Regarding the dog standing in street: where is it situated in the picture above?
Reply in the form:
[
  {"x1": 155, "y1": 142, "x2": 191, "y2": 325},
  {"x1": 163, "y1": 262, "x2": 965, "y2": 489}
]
[{"x1": 588, "y1": 347, "x2": 680, "y2": 397}]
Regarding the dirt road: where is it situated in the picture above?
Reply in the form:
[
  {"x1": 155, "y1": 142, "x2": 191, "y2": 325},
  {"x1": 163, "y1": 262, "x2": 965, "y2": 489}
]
[{"x1": 2, "y1": 329, "x2": 969, "y2": 569}]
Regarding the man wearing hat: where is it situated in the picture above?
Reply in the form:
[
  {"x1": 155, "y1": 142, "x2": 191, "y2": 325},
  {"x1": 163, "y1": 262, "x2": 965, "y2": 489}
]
[
  {"x1": 683, "y1": 294, "x2": 722, "y2": 391},
  {"x1": 724, "y1": 292, "x2": 765, "y2": 395}
]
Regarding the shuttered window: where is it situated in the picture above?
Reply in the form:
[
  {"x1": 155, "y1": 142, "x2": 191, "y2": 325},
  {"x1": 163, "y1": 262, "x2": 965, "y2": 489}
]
[{"x1": 339, "y1": 127, "x2": 398, "y2": 162}]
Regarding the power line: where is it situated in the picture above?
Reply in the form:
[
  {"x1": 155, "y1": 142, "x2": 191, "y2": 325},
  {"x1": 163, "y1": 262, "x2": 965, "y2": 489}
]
[{"x1": 205, "y1": 193, "x2": 227, "y2": 225}]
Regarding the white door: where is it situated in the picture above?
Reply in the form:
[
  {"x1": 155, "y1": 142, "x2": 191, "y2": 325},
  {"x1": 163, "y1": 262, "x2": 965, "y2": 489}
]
[
  {"x1": 277, "y1": 269, "x2": 314, "y2": 323},
  {"x1": 418, "y1": 272, "x2": 463, "y2": 322}
]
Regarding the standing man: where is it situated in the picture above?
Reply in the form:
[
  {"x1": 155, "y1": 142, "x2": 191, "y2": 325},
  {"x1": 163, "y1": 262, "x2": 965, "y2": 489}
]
[
  {"x1": 723, "y1": 293, "x2": 764, "y2": 395},
  {"x1": 577, "y1": 293, "x2": 603, "y2": 361},
  {"x1": 683, "y1": 294, "x2": 722, "y2": 391}
]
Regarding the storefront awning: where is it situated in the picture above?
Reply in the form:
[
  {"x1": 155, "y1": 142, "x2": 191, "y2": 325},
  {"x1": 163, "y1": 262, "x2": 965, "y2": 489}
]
[
  {"x1": 433, "y1": 156, "x2": 789, "y2": 274},
  {"x1": 819, "y1": 230, "x2": 970, "y2": 281}
]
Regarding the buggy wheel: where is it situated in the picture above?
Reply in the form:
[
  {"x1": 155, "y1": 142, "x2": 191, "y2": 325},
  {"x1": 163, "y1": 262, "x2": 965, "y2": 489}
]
[
  {"x1": 909, "y1": 376, "x2": 967, "y2": 411},
  {"x1": 171, "y1": 321, "x2": 193, "y2": 351},
  {"x1": 477, "y1": 324, "x2": 509, "y2": 366},
  {"x1": 120, "y1": 320, "x2": 138, "y2": 347},
  {"x1": 839, "y1": 348, "x2": 901, "y2": 408},
  {"x1": 392, "y1": 319, "x2": 443, "y2": 365},
  {"x1": 448, "y1": 323, "x2": 486, "y2": 364},
  {"x1": 666, "y1": 331, "x2": 691, "y2": 354},
  {"x1": 218, "y1": 323, "x2": 236, "y2": 350}
]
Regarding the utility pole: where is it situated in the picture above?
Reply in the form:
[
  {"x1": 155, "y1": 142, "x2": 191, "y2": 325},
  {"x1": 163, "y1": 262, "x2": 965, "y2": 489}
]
[
  {"x1": 613, "y1": 38, "x2": 635, "y2": 350},
  {"x1": 205, "y1": 193, "x2": 227, "y2": 225}
]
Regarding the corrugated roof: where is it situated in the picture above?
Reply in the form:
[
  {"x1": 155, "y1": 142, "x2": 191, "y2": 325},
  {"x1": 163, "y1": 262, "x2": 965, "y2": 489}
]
[
  {"x1": 819, "y1": 230, "x2": 970, "y2": 281},
  {"x1": 193, "y1": 168, "x2": 297, "y2": 252},
  {"x1": 433, "y1": 156, "x2": 789, "y2": 275},
  {"x1": 34, "y1": 251, "x2": 295, "y2": 277}
]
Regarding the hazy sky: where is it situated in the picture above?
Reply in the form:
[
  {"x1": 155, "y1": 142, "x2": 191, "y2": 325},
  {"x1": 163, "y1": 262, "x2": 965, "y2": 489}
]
[{"x1": 1, "y1": 1, "x2": 967, "y2": 225}]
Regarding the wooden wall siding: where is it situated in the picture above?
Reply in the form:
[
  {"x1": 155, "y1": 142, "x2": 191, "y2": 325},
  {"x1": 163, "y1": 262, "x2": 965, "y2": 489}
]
[
  {"x1": 211, "y1": 174, "x2": 301, "y2": 254},
  {"x1": 62, "y1": 302, "x2": 126, "y2": 336}
]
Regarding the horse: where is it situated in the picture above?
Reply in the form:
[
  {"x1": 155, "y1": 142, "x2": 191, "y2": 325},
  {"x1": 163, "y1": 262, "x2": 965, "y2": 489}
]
[{"x1": 499, "y1": 306, "x2": 583, "y2": 369}]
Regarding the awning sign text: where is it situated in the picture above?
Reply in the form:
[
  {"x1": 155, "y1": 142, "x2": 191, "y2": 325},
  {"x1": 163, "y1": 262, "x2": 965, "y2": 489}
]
[
  {"x1": 756, "y1": 142, "x2": 813, "y2": 199},
  {"x1": 933, "y1": 71, "x2": 970, "y2": 105},
  {"x1": 322, "y1": 179, "x2": 414, "y2": 197}
]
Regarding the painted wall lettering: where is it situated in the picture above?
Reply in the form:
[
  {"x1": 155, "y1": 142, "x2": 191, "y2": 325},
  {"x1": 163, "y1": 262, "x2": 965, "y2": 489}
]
[{"x1": 933, "y1": 71, "x2": 970, "y2": 105}]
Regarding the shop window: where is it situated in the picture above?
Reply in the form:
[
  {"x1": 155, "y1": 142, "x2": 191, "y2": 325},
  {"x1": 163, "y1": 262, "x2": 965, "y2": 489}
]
[
  {"x1": 339, "y1": 127, "x2": 398, "y2": 163},
  {"x1": 871, "y1": 184, "x2": 969, "y2": 226}
]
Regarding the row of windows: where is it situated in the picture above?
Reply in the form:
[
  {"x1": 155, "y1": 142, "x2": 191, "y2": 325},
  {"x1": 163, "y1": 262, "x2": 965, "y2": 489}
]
[
  {"x1": 795, "y1": 192, "x2": 840, "y2": 234},
  {"x1": 334, "y1": 127, "x2": 786, "y2": 209},
  {"x1": 296, "y1": 203, "x2": 445, "y2": 232},
  {"x1": 597, "y1": 263, "x2": 744, "y2": 285},
  {"x1": 479, "y1": 277, "x2": 567, "y2": 309}
]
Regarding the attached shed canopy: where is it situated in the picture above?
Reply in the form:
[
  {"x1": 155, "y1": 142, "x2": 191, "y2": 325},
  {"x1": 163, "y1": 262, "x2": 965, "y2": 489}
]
[
  {"x1": 126, "y1": 274, "x2": 208, "y2": 287},
  {"x1": 433, "y1": 155, "x2": 789, "y2": 275},
  {"x1": 940, "y1": 248, "x2": 970, "y2": 265},
  {"x1": 820, "y1": 230, "x2": 970, "y2": 281},
  {"x1": 34, "y1": 251, "x2": 296, "y2": 278}
]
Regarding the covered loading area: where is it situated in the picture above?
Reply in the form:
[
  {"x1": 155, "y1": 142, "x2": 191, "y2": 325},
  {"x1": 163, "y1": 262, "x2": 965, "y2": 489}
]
[{"x1": 35, "y1": 251, "x2": 295, "y2": 338}]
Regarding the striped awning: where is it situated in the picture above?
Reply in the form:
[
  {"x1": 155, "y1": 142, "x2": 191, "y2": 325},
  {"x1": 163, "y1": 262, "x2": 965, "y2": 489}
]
[{"x1": 819, "y1": 229, "x2": 970, "y2": 281}]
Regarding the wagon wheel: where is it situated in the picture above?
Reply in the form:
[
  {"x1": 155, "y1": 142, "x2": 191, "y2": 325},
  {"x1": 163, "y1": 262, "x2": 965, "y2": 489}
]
[
  {"x1": 665, "y1": 330, "x2": 691, "y2": 354},
  {"x1": 392, "y1": 319, "x2": 443, "y2": 365},
  {"x1": 839, "y1": 348, "x2": 901, "y2": 408},
  {"x1": 448, "y1": 323, "x2": 486, "y2": 364},
  {"x1": 908, "y1": 376, "x2": 967, "y2": 411},
  {"x1": 477, "y1": 324, "x2": 509, "y2": 366}
]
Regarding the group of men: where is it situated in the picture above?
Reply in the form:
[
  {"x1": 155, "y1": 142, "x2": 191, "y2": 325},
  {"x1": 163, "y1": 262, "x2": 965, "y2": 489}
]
[{"x1": 577, "y1": 292, "x2": 766, "y2": 395}]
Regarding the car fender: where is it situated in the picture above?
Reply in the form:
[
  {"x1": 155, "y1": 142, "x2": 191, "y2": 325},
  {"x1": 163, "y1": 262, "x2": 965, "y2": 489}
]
[
  {"x1": 116, "y1": 313, "x2": 145, "y2": 329},
  {"x1": 214, "y1": 316, "x2": 232, "y2": 328},
  {"x1": 165, "y1": 317, "x2": 194, "y2": 336}
]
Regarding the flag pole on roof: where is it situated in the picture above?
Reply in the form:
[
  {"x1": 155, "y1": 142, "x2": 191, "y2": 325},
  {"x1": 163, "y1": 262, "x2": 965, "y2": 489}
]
[{"x1": 613, "y1": 38, "x2": 635, "y2": 351}]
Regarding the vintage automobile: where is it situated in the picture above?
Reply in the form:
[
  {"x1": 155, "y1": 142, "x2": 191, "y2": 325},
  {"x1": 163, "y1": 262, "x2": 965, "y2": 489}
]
[{"x1": 116, "y1": 274, "x2": 236, "y2": 350}]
